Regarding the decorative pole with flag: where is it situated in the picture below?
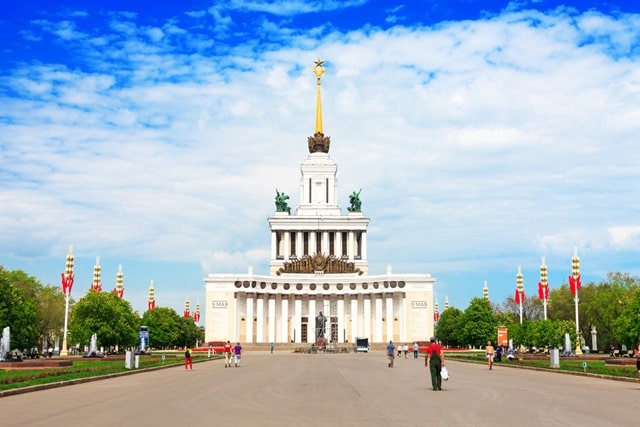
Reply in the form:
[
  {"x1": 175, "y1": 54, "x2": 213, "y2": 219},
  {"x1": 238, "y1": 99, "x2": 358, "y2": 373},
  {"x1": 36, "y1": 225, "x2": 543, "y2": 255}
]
[
  {"x1": 515, "y1": 266, "x2": 525, "y2": 324},
  {"x1": 114, "y1": 265, "x2": 124, "y2": 298},
  {"x1": 444, "y1": 296, "x2": 449, "y2": 311},
  {"x1": 184, "y1": 298, "x2": 191, "y2": 318},
  {"x1": 90, "y1": 257, "x2": 102, "y2": 292},
  {"x1": 538, "y1": 257, "x2": 549, "y2": 320},
  {"x1": 483, "y1": 280, "x2": 489, "y2": 303},
  {"x1": 569, "y1": 247, "x2": 582, "y2": 355},
  {"x1": 193, "y1": 300, "x2": 201, "y2": 324},
  {"x1": 147, "y1": 280, "x2": 155, "y2": 311},
  {"x1": 433, "y1": 298, "x2": 439, "y2": 324},
  {"x1": 60, "y1": 245, "x2": 74, "y2": 356}
]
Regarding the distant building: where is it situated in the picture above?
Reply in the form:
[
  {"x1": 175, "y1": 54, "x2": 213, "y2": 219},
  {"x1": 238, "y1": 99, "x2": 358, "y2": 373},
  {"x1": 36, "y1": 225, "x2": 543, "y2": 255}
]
[{"x1": 204, "y1": 60, "x2": 435, "y2": 345}]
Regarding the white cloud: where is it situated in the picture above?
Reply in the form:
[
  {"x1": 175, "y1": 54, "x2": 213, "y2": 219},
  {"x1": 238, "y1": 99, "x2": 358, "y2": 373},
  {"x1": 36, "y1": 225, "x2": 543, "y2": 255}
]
[{"x1": 2, "y1": 6, "x2": 640, "y2": 313}]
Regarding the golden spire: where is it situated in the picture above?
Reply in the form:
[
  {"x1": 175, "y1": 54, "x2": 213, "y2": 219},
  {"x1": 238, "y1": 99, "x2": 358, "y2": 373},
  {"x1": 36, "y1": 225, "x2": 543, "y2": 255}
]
[
  {"x1": 307, "y1": 59, "x2": 331, "y2": 154},
  {"x1": 312, "y1": 58, "x2": 325, "y2": 134}
]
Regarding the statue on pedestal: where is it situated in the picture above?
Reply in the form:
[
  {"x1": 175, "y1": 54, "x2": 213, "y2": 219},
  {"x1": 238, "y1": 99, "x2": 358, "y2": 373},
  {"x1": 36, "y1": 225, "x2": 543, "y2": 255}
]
[{"x1": 315, "y1": 312, "x2": 327, "y2": 338}]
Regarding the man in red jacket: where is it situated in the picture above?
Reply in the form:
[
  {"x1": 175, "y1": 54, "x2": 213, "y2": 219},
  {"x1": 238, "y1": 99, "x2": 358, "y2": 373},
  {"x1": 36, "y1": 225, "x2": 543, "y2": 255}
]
[{"x1": 425, "y1": 337, "x2": 445, "y2": 391}]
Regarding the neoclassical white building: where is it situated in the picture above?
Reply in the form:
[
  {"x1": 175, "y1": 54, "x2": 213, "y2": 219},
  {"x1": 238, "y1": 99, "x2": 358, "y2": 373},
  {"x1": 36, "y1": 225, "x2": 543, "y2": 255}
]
[{"x1": 204, "y1": 60, "x2": 436, "y2": 345}]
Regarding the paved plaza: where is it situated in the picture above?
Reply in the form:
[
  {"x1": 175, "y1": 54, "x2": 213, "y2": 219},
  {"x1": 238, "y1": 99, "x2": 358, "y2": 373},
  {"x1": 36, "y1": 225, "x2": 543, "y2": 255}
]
[{"x1": 1, "y1": 351, "x2": 637, "y2": 426}]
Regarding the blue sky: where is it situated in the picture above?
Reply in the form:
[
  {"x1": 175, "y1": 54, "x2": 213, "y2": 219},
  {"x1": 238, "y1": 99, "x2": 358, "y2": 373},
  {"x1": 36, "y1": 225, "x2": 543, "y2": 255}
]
[{"x1": 1, "y1": 0, "x2": 639, "y2": 322}]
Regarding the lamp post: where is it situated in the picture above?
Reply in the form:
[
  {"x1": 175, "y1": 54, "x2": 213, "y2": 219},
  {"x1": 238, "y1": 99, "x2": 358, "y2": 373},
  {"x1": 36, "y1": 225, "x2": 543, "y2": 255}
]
[
  {"x1": 60, "y1": 245, "x2": 75, "y2": 356},
  {"x1": 538, "y1": 257, "x2": 549, "y2": 320},
  {"x1": 483, "y1": 280, "x2": 489, "y2": 303},
  {"x1": 515, "y1": 266, "x2": 524, "y2": 325},
  {"x1": 569, "y1": 247, "x2": 582, "y2": 355}
]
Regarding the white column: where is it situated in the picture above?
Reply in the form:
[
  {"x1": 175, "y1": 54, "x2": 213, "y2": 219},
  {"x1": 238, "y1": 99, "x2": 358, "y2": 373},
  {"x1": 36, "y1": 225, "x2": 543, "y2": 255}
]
[
  {"x1": 399, "y1": 293, "x2": 406, "y2": 343},
  {"x1": 348, "y1": 231, "x2": 354, "y2": 260},
  {"x1": 337, "y1": 297, "x2": 345, "y2": 343},
  {"x1": 361, "y1": 232, "x2": 368, "y2": 261},
  {"x1": 308, "y1": 297, "x2": 316, "y2": 342},
  {"x1": 294, "y1": 297, "x2": 302, "y2": 343},
  {"x1": 351, "y1": 295, "x2": 359, "y2": 342},
  {"x1": 256, "y1": 295, "x2": 265, "y2": 343},
  {"x1": 284, "y1": 232, "x2": 291, "y2": 259},
  {"x1": 374, "y1": 295, "x2": 383, "y2": 342},
  {"x1": 296, "y1": 232, "x2": 303, "y2": 258},
  {"x1": 310, "y1": 232, "x2": 317, "y2": 255},
  {"x1": 335, "y1": 231, "x2": 342, "y2": 258},
  {"x1": 246, "y1": 294, "x2": 254, "y2": 343},
  {"x1": 363, "y1": 294, "x2": 371, "y2": 340},
  {"x1": 268, "y1": 296, "x2": 276, "y2": 343},
  {"x1": 322, "y1": 231, "x2": 329, "y2": 254},
  {"x1": 281, "y1": 296, "x2": 289, "y2": 343},
  {"x1": 386, "y1": 294, "x2": 394, "y2": 342},
  {"x1": 233, "y1": 296, "x2": 239, "y2": 342},
  {"x1": 271, "y1": 232, "x2": 277, "y2": 260}
]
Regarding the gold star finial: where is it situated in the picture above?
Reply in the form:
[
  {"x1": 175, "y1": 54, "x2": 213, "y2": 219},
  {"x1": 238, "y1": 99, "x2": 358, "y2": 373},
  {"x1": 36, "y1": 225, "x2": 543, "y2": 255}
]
[{"x1": 313, "y1": 58, "x2": 325, "y2": 81}]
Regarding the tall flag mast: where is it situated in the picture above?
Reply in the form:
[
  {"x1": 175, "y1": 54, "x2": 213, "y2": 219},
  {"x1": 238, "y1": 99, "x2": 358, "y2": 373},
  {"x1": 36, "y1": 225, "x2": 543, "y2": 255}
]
[
  {"x1": 515, "y1": 266, "x2": 525, "y2": 324},
  {"x1": 60, "y1": 245, "x2": 75, "y2": 356},
  {"x1": 538, "y1": 257, "x2": 549, "y2": 320},
  {"x1": 569, "y1": 247, "x2": 582, "y2": 355}
]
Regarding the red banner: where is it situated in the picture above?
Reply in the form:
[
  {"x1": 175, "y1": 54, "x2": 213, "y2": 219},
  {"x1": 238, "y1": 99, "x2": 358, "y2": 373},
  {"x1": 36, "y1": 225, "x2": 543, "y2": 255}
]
[
  {"x1": 569, "y1": 275, "x2": 581, "y2": 296},
  {"x1": 515, "y1": 289, "x2": 525, "y2": 304},
  {"x1": 538, "y1": 282, "x2": 549, "y2": 299},
  {"x1": 60, "y1": 273, "x2": 74, "y2": 294}
]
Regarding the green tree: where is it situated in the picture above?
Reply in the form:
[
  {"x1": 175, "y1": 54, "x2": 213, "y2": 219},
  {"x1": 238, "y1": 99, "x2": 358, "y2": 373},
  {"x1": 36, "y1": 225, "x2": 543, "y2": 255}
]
[
  {"x1": 613, "y1": 287, "x2": 640, "y2": 347},
  {"x1": 501, "y1": 294, "x2": 544, "y2": 322},
  {"x1": 459, "y1": 297, "x2": 496, "y2": 348},
  {"x1": 583, "y1": 272, "x2": 636, "y2": 351},
  {"x1": 176, "y1": 316, "x2": 204, "y2": 348},
  {"x1": 36, "y1": 285, "x2": 67, "y2": 349},
  {"x1": 69, "y1": 291, "x2": 139, "y2": 351},
  {"x1": 0, "y1": 267, "x2": 40, "y2": 350},
  {"x1": 435, "y1": 307, "x2": 463, "y2": 347},
  {"x1": 141, "y1": 307, "x2": 183, "y2": 349}
]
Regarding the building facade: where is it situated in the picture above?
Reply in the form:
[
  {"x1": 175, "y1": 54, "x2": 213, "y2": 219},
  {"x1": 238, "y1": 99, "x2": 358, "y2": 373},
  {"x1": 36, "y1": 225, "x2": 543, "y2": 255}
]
[{"x1": 204, "y1": 60, "x2": 436, "y2": 345}]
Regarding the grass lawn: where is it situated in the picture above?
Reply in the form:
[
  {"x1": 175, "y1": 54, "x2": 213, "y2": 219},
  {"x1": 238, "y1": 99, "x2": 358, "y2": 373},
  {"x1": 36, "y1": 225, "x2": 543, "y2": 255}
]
[
  {"x1": 446, "y1": 352, "x2": 639, "y2": 379},
  {"x1": 0, "y1": 353, "x2": 219, "y2": 392}
]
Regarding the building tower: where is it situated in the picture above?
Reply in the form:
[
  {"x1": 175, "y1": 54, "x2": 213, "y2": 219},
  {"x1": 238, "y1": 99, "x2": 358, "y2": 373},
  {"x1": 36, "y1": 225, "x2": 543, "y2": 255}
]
[{"x1": 204, "y1": 60, "x2": 436, "y2": 345}]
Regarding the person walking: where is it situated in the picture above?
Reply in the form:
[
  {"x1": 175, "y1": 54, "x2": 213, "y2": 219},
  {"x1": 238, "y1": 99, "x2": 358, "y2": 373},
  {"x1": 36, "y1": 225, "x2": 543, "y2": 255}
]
[
  {"x1": 184, "y1": 347, "x2": 193, "y2": 370},
  {"x1": 233, "y1": 342, "x2": 242, "y2": 367},
  {"x1": 425, "y1": 337, "x2": 445, "y2": 391},
  {"x1": 413, "y1": 342, "x2": 419, "y2": 359},
  {"x1": 403, "y1": 343, "x2": 409, "y2": 359},
  {"x1": 386, "y1": 340, "x2": 396, "y2": 368},
  {"x1": 486, "y1": 340, "x2": 495, "y2": 370},
  {"x1": 223, "y1": 340, "x2": 232, "y2": 368},
  {"x1": 270, "y1": 342, "x2": 275, "y2": 354}
]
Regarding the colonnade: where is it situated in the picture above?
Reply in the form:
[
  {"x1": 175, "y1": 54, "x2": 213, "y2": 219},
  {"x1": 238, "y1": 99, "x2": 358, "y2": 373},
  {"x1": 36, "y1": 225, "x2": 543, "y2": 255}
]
[
  {"x1": 271, "y1": 230, "x2": 367, "y2": 261},
  {"x1": 233, "y1": 291, "x2": 405, "y2": 344}
]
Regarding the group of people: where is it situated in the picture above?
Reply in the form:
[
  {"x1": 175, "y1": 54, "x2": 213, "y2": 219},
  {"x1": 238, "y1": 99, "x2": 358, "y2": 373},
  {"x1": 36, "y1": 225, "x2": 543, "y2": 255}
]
[
  {"x1": 183, "y1": 341, "x2": 243, "y2": 370},
  {"x1": 223, "y1": 341, "x2": 243, "y2": 368}
]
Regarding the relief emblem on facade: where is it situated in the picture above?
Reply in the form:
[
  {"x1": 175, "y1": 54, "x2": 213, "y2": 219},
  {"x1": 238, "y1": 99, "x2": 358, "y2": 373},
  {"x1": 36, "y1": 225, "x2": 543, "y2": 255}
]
[{"x1": 277, "y1": 252, "x2": 363, "y2": 275}]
